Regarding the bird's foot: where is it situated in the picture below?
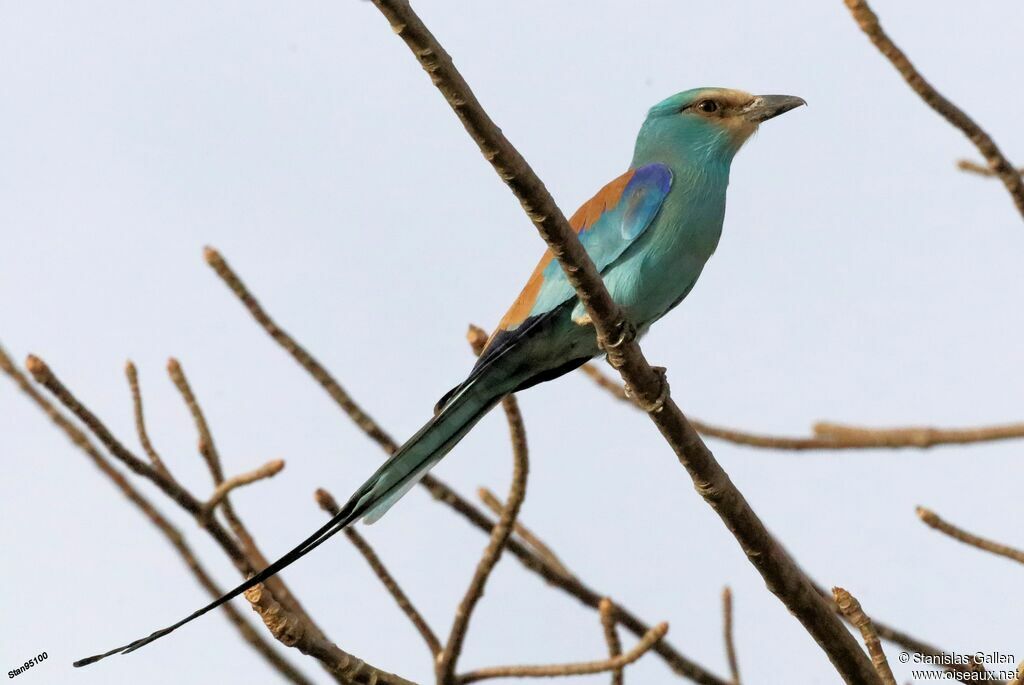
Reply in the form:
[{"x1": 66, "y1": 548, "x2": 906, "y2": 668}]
[
  {"x1": 625, "y1": 366, "x2": 670, "y2": 413},
  {"x1": 600, "y1": 319, "x2": 637, "y2": 369},
  {"x1": 601, "y1": 319, "x2": 636, "y2": 350}
]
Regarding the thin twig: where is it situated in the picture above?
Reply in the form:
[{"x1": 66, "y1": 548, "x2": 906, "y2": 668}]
[
  {"x1": 583, "y1": 362, "x2": 1024, "y2": 450},
  {"x1": 316, "y1": 489, "x2": 442, "y2": 657},
  {"x1": 843, "y1": 0, "x2": 1024, "y2": 219},
  {"x1": 0, "y1": 345, "x2": 311, "y2": 684},
  {"x1": 166, "y1": 357, "x2": 229, "y2": 483},
  {"x1": 204, "y1": 248, "x2": 729, "y2": 685},
  {"x1": 957, "y1": 159, "x2": 1024, "y2": 178},
  {"x1": 832, "y1": 588, "x2": 896, "y2": 685},
  {"x1": 456, "y1": 622, "x2": 668, "y2": 684},
  {"x1": 478, "y1": 487, "x2": 573, "y2": 578},
  {"x1": 204, "y1": 246, "x2": 400, "y2": 453},
  {"x1": 365, "y1": 2, "x2": 881, "y2": 681},
  {"x1": 599, "y1": 599, "x2": 623, "y2": 685},
  {"x1": 917, "y1": 507, "x2": 1024, "y2": 566},
  {"x1": 125, "y1": 361, "x2": 171, "y2": 478},
  {"x1": 202, "y1": 459, "x2": 286, "y2": 517},
  {"x1": 167, "y1": 357, "x2": 317, "y2": 626},
  {"x1": 437, "y1": 328, "x2": 531, "y2": 683},
  {"x1": 245, "y1": 583, "x2": 419, "y2": 685},
  {"x1": 721, "y1": 588, "x2": 740, "y2": 685}
]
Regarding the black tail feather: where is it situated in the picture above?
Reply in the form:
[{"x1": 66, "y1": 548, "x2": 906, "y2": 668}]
[{"x1": 73, "y1": 494, "x2": 364, "y2": 667}]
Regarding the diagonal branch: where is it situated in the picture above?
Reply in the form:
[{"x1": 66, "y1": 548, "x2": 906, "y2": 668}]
[
  {"x1": 917, "y1": 507, "x2": 1024, "y2": 566},
  {"x1": 204, "y1": 246, "x2": 399, "y2": 453},
  {"x1": 456, "y1": 622, "x2": 668, "y2": 684},
  {"x1": 202, "y1": 459, "x2": 286, "y2": 517},
  {"x1": 125, "y1": 361, "x2": 172, "y2": 478},
  {"x1": 478, "y1": 487, "x2": 573, "y2": 579},
  {"x1": 832, "y1": 588, "x2": 896, "y2": 685},
  {"x1": 843, "y1": 0, "x2": 1024, "y2": 219},
  {"x1": 364, "y1": 1, "x2": 879, "y2": 682},
  {"x1": 0, "y1": 345, "x2": 311, "y2": 685},
  {"x1": 316, "y1": 489, "x2": 442, "y2": 658},
  {"x1": 203, "y1": 247, "x2": 728, "y2": 685},
  {"x1": 245, "y1": 583, "x2": 419, "y2": 685}
]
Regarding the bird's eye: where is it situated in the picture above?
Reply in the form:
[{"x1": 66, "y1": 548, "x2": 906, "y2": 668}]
[{"x1": 697, "y1": 100, "x2": 719, "y2": 113}]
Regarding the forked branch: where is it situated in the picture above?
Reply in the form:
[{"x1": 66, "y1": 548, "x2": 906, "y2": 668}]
[
  {"x1": 0, "y1": 346, "x2": 311, "y2": 684},
  {"x1": 843, "y1": 0, "x2": 1024, "y2": 219}
]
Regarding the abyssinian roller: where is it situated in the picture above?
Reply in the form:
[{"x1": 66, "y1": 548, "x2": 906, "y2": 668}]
[{"x1": 76, "y1": 87, "x2": 805, "y2": 665}]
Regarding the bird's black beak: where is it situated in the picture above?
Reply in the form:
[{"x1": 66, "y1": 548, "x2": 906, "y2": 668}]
[{"x1": 742, "y1": 94, "x2": 807, "y2": 123}]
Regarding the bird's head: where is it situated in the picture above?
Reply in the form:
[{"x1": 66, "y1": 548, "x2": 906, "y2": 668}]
[{"x1": 634, "y1": 87, "x2": 805, "y2": 168}]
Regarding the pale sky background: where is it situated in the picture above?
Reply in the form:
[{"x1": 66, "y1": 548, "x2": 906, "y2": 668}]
[{"x1": 2, "y1": 2, "x2": 1023, "y2": 684}]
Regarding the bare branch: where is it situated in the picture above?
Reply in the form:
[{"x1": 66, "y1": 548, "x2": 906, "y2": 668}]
[
  {"x1": 721, "y1": 588, "x2": 740, "y2": 685},
  {"x1": 832, "y1": 588, "x2": 896, "y2": 685},
  {"x1": 583, "y1": 362, "x2": 1024, "y2": 450},
  {"x1": 437, "y1": 328, "x2": 531, "y2": 683},
  {"x1": 1, "y1": 345, "x2": 311, "y2": 684},
  {"x1": 245, "y1": 583, "x2": 419, "y2": 685},
  {"x1": 206, "y1": 250, "x2": 728, "y2": 685},
  {"x1": 456, "y1": 622, "x2": 668, "y2": 684},
  {"x1": 917, "y1": 507, "x2": 1024, "y2": 566},
  {"x1": 578, "y1": 364, "x2": 629, "y2": 402},
  {"x1": 843, "y1": 0, "x2": 1024, "y2": 219},
  {"x1": 202, "y1": 459, "x2": 286, "y2": 517},
  {"x1": 364, "y1": 2, "x2": 881, "y2": 681},
  {"x1": 204, "y1": 246, "x2": 400, "y2": 453},
  {"x1": 957, "y1": 159, "x2": 1024, "y2": 178},
  {"x1": 811, "y1": 421, "x2": 1024, "y2": 449},
  {"x1": 478, "y1": 487, "x2": 573, "y2": 579},
  {"x1": 124, "y1": 360, "x2": 172, "y2": 478},
  {"x1": 316, "y1": 489, "x2": 442, "y2": 657},
  {"x1": 166, "y1": 357, "x2": 227, "y2": 482},
  {"x1": 598, "y1": 599, "x2": 624, "y2": 685}
]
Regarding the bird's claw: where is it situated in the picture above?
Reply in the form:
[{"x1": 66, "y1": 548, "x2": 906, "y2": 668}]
[
  {"x1": 625, "y1": 366, "x2": 670, "y2": 413},
  {"x1": 601, "y1": 319, "x2": 637, "y2": 351}
]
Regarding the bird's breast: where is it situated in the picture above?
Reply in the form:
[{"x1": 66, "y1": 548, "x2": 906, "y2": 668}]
[{"x1": 604, "y1": 182, "x2": 727, "y2": 327}]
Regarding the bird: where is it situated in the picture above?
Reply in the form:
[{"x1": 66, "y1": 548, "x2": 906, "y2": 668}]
[{"x1": 75, "y1": 87, "x2": 804, "y2": 666}]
